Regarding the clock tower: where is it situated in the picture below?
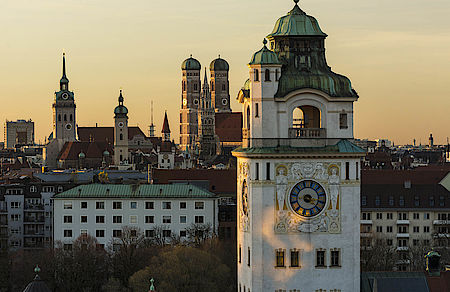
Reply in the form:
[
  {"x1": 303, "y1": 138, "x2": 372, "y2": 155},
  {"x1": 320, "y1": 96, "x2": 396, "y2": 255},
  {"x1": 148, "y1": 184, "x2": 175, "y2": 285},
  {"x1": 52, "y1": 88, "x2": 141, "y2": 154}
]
[
  {"x1": 53, "y1": 53, "x2": 76, "y2": 141},
  {"x1": 233, "y1": 1, "x2": 365, "y2": 291},
  {"x1": 114, "y1": 90, "x2": 129, "y2": 165}
]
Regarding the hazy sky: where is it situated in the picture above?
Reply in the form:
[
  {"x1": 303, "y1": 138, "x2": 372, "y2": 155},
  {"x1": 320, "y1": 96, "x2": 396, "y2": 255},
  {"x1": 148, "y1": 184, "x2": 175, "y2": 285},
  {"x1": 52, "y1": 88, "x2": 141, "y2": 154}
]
[{"x1": 1, "y1": 0, "x2": 449, "y2": 145}]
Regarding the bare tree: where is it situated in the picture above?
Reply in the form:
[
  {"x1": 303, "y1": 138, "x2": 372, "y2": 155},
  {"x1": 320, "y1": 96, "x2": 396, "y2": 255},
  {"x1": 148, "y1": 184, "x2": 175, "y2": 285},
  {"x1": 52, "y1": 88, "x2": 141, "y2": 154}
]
[{"x1": 186, "y1": 223, "x2": 214, "y2": 246}]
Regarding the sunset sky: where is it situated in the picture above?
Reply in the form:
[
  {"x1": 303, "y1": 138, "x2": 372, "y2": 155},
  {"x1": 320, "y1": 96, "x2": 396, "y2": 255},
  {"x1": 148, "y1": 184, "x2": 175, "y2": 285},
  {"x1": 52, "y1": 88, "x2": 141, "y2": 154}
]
[{"x1": 1, "y1": 0, "x2": 449, "y2": 145}]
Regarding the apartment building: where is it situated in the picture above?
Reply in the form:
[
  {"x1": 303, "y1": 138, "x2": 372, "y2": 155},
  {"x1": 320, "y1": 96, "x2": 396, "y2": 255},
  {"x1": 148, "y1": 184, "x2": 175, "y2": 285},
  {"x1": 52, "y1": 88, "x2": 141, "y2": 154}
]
[
  {"x1": 53, "y1": 184, "x2": 218, "y2": 247},
  {"x1": 361, "y1": 167, "x2": 450, "y2": 270}
]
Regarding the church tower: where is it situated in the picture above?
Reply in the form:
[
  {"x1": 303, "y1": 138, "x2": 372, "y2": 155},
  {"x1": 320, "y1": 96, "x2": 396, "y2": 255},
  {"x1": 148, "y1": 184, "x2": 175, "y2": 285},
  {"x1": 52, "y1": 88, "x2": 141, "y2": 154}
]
[
  {"x1": 113, "y1": 90, "x2": 129, "y2": 165},
  {"x1": 53, "y1": 53, "x2": 76, "y2": 141},
  {"x1": 210, "y1": 56, "x2": 231, "y2": 112},
  {"x1": 233, "y1": 1, "x2": 364, "y2": 291},
  {"x1": 180, "y1": 56, "x2": 201, "y2": 151},
  {"x1": 196, "y1": 69, "x2": 218, "y2": 161}
]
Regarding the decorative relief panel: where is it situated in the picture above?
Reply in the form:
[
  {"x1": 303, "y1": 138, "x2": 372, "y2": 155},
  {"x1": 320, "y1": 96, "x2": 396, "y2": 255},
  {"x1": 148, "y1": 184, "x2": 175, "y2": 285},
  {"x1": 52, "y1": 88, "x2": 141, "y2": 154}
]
[
  {"x1": 275, "y1": 162, "x2": 341, "y2": 234},
  {"x1": 239, "y1": 162, "x2": 250, "y2": 232}
]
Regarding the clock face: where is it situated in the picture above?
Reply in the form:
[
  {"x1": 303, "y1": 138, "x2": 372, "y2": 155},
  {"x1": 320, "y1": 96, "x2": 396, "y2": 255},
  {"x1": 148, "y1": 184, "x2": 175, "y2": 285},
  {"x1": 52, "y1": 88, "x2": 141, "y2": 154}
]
[
  {"x1": 183, "y1": 99, "x2": 187, "y2": 106},
  {"x1": 289, "y1": 180, "x2": 326, "y2": 218},
  {"x1": 118, "y1": 122, "x2": 124, "y2": 128},
  {"x1": 242, "y1": 180, "x2": 248, "y2": 216},
  {"x1": 221, "y1": 99, "x2": 228, "y2": 105},
  {"x1": 65, "y1": 123, "x2": 72, "y2": 130},
  {"x1": 62, "y1": 92, "x2": 69, "y2": 100}
]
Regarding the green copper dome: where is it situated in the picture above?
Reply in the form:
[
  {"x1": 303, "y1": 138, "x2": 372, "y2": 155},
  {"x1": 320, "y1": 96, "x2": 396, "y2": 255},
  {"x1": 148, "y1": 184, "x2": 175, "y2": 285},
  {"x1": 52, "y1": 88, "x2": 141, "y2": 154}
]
[
  {"x1": 181, "y1": 56, "x2": 201, "y2": 70},
  {"x1": 114, "y1": 90, "x2": 128, "y2": 116},
  {"x1": 210, "y1": 57, "x2": 229, "y2": 71},
  {"x1": 249, "y1": 40, "x2": 281, "y2": 65},
  {"x1": 267, "y1": 2, "x2": 327, "y2": 38}
]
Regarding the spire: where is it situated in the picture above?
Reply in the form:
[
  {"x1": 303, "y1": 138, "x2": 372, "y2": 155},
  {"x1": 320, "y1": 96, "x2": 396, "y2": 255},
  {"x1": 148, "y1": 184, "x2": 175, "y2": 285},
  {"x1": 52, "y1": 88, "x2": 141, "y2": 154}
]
[
  {"x1": 118, "y1": 89, "x2": 124, "y2": 105},
  {"x1": 203, "y1": 67, "x2": 208, "y2": 87},
  {"x1": 149, "y1": 100, "x2": 155, "y2": 137},
  {"x1": 162, "y1": 111, "x2": 170, "y2": 134},
  {"x1": 60, "y1": 52, "x2": 69, "y2": 90}
]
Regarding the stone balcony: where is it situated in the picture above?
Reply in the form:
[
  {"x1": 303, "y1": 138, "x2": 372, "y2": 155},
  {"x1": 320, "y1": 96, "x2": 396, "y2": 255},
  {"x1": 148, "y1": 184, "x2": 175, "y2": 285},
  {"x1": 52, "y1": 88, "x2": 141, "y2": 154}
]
[{"x1": 288, "y1": 128, "x2": 326, "y2": 139}]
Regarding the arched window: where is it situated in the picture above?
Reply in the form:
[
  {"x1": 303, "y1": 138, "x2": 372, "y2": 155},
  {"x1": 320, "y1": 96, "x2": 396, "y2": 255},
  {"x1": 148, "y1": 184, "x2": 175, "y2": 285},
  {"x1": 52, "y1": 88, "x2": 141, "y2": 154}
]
[
  {"x1": 254, "y1": 69, "x2": 259, "y2": 82},
  {"x1": 264, "y1": 69, "x2": 271, "y2": 81},
  {"x1": 194, "y1": 83, "x2": 198, "y2": 91},
  {"x1": 120, "y1": 155, "x2": 123, "y2": 161},
  {"x1": 211, "y1": 81, "x2": 214, "y2": 91},
  {"x1": 64, "y1": 114, "x2": 67, "y2": 121},
  {"x1": 120, "y1": 133, "x2": 123, "y2": 141},
  {"x1": 246, "y1": 106, "x2": 251, "y2": 130},
  {"x1": 69, "y1": 114, "x2": 73, "y2": 121},
  {"x1": 182, "y1": 81, "x2": 186, "y2": 91},
  {"x1": 58, "y1": 114, "x2": 61, "y2": 122}
]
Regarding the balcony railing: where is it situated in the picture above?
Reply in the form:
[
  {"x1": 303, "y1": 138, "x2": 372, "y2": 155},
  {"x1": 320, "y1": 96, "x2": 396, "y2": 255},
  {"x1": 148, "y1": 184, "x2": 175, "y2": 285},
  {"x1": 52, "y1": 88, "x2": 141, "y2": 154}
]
[
  {"x1": 360, "y1": 220, "x2": 373, "y2": 225},
  {"x1": 396, "y1": 246, "x2": 409, "y2": 251},
  {"x1": 289, "y1": 128, "x2": 326, "y2": 139},
  {"x1": 24, "y1": 231, "x2": 45, "y2": 236},
  {"x1": 24, "y1": 204, "x2": 44, "y2": 211},
  {"x1": 433, "y1": 220, "x2": 450, "y2": 225},
  {"x1": 396, "y1": 233, "x2": 410, "y2": 238},
  {"x1": 396, "y1": 220, "x2": 410, "y2": 225},
  {"x1": 24, "y1": 216, "x2": 45, "y2": 223}
]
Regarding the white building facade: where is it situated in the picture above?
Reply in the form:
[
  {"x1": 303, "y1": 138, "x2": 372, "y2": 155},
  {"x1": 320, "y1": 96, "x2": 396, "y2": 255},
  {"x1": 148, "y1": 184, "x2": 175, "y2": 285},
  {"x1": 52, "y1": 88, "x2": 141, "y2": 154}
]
[
  {"x1": 53, "y1": 184, "x2": 218, "y2": 247},
  {"x1": 233, "y1": 1, "x2": 365, "y2": 291}
]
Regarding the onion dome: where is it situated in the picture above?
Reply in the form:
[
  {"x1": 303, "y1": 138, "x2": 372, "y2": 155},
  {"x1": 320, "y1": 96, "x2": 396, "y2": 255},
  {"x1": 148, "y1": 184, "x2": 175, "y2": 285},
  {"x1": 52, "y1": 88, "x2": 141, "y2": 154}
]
[
  {"x1": 181, "y1": 55, "x2": 201, "y2": 70},
  {"x1": 249, "y1": 39, "x2": 281, "y2": 65},
  {"x1": 210, "y1": 56, "x2": 229, "y2": 71},
  {"x1": 78, "y1": 151, "x2": 85, "y2": 159},
  {"x1": 114, "y1": 90, "x2": 128, "y2": 116},
  {"x1": 103, "y1": 150, "x2": 110, "y2": 156},
  {"x1": 23, "y1": 265, "x2": 51, "y2": 292},
  {"x1": 267, "y1": 0, "x2": 327, "y2": 39}
]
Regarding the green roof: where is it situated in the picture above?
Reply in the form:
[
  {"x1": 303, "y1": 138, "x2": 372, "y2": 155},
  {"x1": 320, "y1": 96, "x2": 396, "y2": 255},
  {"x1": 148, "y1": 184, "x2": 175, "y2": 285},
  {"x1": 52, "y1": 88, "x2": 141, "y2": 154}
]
[
  {"x1": 181, "y1": 57, "x2": 201, "y2": 70},
  {"x1": 233, "y1": 140, "x2": 365, "y2": 155},
  {"x1": 267, "y1": 3, "x2": 327, "y2": 38},
  {"x1": 210, "y1": 57, "x2": 229, "y2": 71},
  {"x1": 54, "y1": 184, "x2": 217, "y2": 199},
  {"x1": 249, "y1": 40, "x2": 281, "y2": 65}
]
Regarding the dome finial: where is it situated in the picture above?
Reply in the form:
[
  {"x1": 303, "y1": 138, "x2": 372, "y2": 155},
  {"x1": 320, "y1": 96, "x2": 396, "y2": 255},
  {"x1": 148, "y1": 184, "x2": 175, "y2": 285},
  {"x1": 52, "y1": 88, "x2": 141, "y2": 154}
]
[
  {"x1": 294, "y1": 0, "x2": 299, "y2": 4},
  {"x1": 34, "y1": 265, "x2": 41, "y2": 274},
  {"x1": 190, "y1": 54, "x2": 192, "y2": 58},
  {"x1": 263, "y1": 39, "x2": 268, "y2": 46}
]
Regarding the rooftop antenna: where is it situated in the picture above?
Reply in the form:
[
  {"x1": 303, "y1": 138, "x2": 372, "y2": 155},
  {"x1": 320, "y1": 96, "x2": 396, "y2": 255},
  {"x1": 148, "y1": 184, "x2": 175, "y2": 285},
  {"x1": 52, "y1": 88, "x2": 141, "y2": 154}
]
[{"x1": 148, "y1": 100, "x2": 155, "y2": 137}]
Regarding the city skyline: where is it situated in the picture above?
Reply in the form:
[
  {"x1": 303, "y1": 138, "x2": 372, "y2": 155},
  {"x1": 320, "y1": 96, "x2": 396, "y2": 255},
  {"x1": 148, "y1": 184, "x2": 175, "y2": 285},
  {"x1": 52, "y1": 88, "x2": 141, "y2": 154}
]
[{"x1": 1, "y1": 0, "x2": 449, "y2": 145}]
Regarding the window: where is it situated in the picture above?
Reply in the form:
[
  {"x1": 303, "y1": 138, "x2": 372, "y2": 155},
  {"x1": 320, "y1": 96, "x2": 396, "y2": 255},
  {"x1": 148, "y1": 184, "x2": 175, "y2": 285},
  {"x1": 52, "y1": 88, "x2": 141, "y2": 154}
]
[
  {"x1": 424, "y1": 213, "x2": 430, "y2": 220},
  {"x1": 81, "y1": 202, "x2": 88, "y2": 209},
  {"x1": 130, "y1": 202, "x2": 137, "y2": 209},
  {"x1": 63, "y1": 215, "x2": 72, "y2": 223},
  {"x1": 264, "y1": 69, "x2": 271, "y2": 81},
  {"x1": 195, "y1": 202, "x2": 204, "y2": 209},
  {"x1": 195, "y1": 216, "x2": 204, "y2": 224},
  {"x1": 96, "y1": 216, "x2": 105, "y2": 223},
  {"x1": 96, "y1": 202, "x2": 105, "y2": 209},
  {"x1": 413, "y1": 226, "x2": 419, "y2": 233},
  {"x1": 58, "y1": 114, "x2": 61, "y2": 122},
  {"x1": 180, "y1": 230, "x2": 187, "y2": 237},
  {"x1": 180, "y1": 202, "x2": 187, "y2": 209},
  {"x1": 316, "y1": 250, "x2": 325, "y2": 267},
  {"x1": 339, "y1": 113, "x2": 348, "y2": 129},
  {"x1": 376, "y1": 226, "x2": 383, "y2": 233},
  {"x1": 239, "y1": 245, "x2": 242, "y2": 263},
  {"x1": 30, "y1": 186, "x2": 37, "y2": 192},
  {"x1": 413, "y1": 213, "x2": 419, "y2": 220},
  {"x1": 80, "y1": 216, "x2": 87, "y2": 223},
  {"x1": 387, "y1": 226, "x2": 393, "y2": 233},
  {"x1": 398, "y1": 212, "x2": 407, "y2": 220},
  {"x1": 387, "y1": 213, "x2": 393, "y2": 220},
  {"x1": 145, "y1": 202, "x2": 154, "y2": 209},
  {"x1": 11, "y1": 214, "x2": 20, "y2": 221},
  {"x1": 398, "y1": 239, "x2": 408, "y2": 247},
  {"x1": 113, "y1": 202, "x2": 122, "y2": 209},
  {"x1": 64, "y1": 202, "x2": 72, "y2": 209},
  {"x1": 399, "y1": 196, "x2": 405, "y2": 206},
  {"x1": 113, "y1": 230, "x2": 122, "y2": 238},
  {"x1": 255, "y1": 163, "x2": 259, "y2": 180},
  {"x1": 330, "y1": 250, "x2": 340, "y2": 267},
  {"x1": 362, "y1": 212, "x2": 371, "y2": 220},
  {"x1": 162, "y1": 202, "x2": 171, "y2": 209},
  {"x1": 356, "y1": 162, "x2": 359, "y2": 180},
  {"x1": 290, "y1": 250, "x2": 300, "y2": 267},
  {"x1": 63, "y1": 230, "x2": 72, "y2": 237},
  {"x1": 145, "y1": 216, "x2": 154, "y2": 223},
  {"x1": 119, "y1": 133, "x2": 123, "y2": 141},
  {"x1": 389, "y1": 196, "x2": 394, "y2": 206},
  {"x1": 163, "y1": 230, "x2": 171, "y2": 237},
  {"x1": 180, "y1": 216, "x2": 187, "y2": 224},
  {"x1": 145, "y1": 230, "x2": 155, "y2": 237},
  {"x1": 375, "y1": 196, "x2": 380, "y2": 206},
  {"x1": 275, "y1": 69, "x2": 279, "y2": 81},
  {"x1": 266, "y1": 162, "x2": 271, "y2": 180},
  {"x1": 10, "y1": 202, "x2": 21, "y2": 208},
  {"x1": 430, "y1": 196, "x2": 435, "y2": 207},
  {"x1": 64, "y1": 114, "x2": 67, "y2": 121},
  {"x1": 387, "y1": 239, "x2": 393, "y2": 246},
  {"x1": 345, "y1": 162, "x2": 349, "y2": 180},
  {"x1": 163, "y1": 216, "x2": 171, "y2": 224},
  {"x1": 96, "y1": 230, "x2": 105, "y2": 238},
  {"x1": 254, "y1": 69, "x2": 259, "y2": 81},
  {"x1": 414, "y1": 197, "x2": 420, "y2": 207},
  {"x1": 413, "y1": 239, "x2": 419, "y2": 246},
  {"x1": 424, "y1": 226, "x2": 430, "y2": 233},
  {"x1": 398, "y1": 226, "x2": 408, "y2": 233},
  {"x1": 130, "y1": 215, "x2": 137, "y2": 224},
  {"x1": 113, "y1": 215, "x2": 122, "y2": 224},
  {"x1": 80, "y1": 229, "x2": 88, "y2": 237},
  {"x1": 362, "y1": 196, "x2": 367, "y2": 206},
  {"x1": 376, "y1": 213, "x2": 383, "y2": 220},
  {"x1": 276, "y1": 250, "x2": 285, "y2": 267}
]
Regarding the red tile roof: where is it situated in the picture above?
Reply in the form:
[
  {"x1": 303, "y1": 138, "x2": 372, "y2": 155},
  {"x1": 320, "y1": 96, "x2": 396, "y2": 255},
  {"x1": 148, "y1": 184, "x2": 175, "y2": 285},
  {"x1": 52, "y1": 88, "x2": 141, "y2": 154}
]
[
  {"x1": 215, "y1": 112, "x2": 242, "y2": 143},
  {"x1": 57, "y1": 142, "x2": 113, "y2": 160},
  {"x1": 152, "y1": 169, "x2": 237, "y2": 195},
  {"x1": 362, "y1": 168, "x2": 449, "y2": 185},
  {"x1": 77, "y1": 127, "x2": 146, "y2": 143}
]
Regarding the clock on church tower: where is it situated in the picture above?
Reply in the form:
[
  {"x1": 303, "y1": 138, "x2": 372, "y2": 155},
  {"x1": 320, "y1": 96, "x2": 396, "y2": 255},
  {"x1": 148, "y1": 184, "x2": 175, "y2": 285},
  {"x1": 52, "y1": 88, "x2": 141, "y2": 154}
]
[{"x1": 233, "y1": 1, "x2": 365, "y2": 291}]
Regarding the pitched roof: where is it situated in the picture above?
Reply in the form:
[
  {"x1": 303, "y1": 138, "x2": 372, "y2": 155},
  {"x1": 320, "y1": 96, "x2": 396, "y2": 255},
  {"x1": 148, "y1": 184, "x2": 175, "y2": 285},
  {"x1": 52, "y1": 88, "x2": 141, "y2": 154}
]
[
  {"x1": 152, "y1": 169, "x2": 237, "y2": 196},
  {"x1": 57, "y1": 142, "x2": 112, "y2": 160},
  {"x1": 54, "y1": 184, "x2": 216, "y2": 199},
  {"x1": 77, "y1": 126, "x2": 146, "y2": 143},
  {"x1": 215, "y1": 112, "x2": 242, "y2": 143},
  {"x1": 161, "y1": 112, "x2": 170, "y2": 133}
]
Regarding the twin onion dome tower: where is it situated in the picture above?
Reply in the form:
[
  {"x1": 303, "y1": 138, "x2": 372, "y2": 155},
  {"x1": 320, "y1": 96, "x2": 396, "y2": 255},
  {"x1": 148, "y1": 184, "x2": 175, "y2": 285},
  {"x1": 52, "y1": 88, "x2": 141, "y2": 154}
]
[{"x1": 233, "y1": 1, "x2": 363, "y2": 292}]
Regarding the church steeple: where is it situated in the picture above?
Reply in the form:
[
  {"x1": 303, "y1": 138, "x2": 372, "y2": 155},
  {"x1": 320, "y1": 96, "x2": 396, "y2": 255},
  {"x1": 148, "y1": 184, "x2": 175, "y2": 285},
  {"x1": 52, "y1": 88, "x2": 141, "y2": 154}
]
[{"x1": 60, "y1": 53, "x2": 69, "y2": 91}]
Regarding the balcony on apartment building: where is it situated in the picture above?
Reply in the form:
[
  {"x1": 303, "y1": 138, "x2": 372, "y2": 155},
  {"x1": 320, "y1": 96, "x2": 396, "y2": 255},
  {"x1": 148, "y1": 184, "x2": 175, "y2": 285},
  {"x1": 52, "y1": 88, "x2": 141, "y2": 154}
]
[
  {"x1": 433, "y1": 220, "x2": 450, "y2": 225},
  {"x1": 396, "y1": 233, "x2": 410, "y2": 238},
  {"x1": 24, "y1": 215, "x2": 45, "y2": 224},
  {"x1": 396, "y1": 220, "x2": 410, "y2": 225},
  {"x1": 24, "y1": 203, "x2": 44, "y2": 211},
  {"x1": 23, "y1": 238, "x2": 44, "y2": 249},
  {"x1": 360, "y1": 219, "x2": 373, "y2": 225},
  {"x1": 396, "y1": 246, "x2": 409, "y2": 251}
]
